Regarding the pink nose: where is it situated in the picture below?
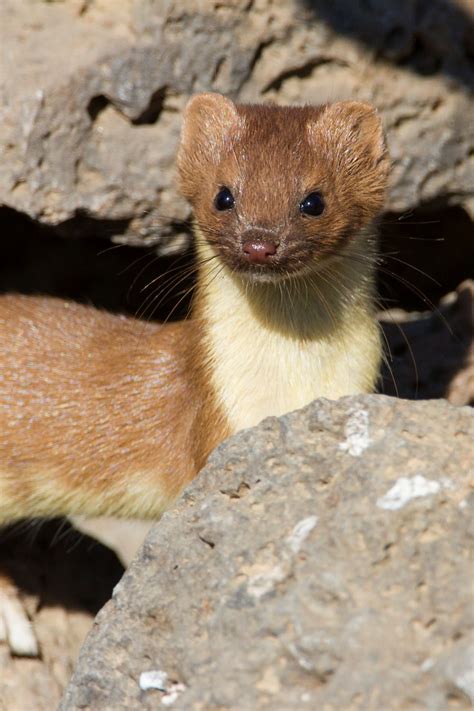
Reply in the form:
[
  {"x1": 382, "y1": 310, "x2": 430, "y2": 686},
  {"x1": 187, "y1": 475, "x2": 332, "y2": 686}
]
[{"x1": 242, "y1": 240, "x2": 277, "y2": 265}]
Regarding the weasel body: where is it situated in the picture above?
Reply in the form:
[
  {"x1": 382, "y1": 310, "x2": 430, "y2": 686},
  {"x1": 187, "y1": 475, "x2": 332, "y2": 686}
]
[
  {"x1": 0, "y1": 93, "x2": 389, "y2": 524},
  {"x1": 0, "y1": 296, "x2": 202, "y2": 522},
  {"x1": 183, "y1": 96, "x2": 388, "y2": 434}
]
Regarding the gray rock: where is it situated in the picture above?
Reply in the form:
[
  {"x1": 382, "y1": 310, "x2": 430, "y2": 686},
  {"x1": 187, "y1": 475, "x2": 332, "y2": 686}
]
[
  {"x1": 1, "y1": 0, "x2": 473, "y2": 249},
  {"x1": 60, "y1": 395, "x2": 474, "y2": 710},
  {"x1": 0, "y1": 0, "x2": 258, "y2": 247}
]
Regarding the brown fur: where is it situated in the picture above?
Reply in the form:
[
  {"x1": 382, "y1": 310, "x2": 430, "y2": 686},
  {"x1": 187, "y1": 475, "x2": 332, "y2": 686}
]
[
  {"x1": 0, "y1": 93, "x2": 389, "y2": 524},
  {"x1": 0, "y1": 295, "x2": 227, "y2": 522},
  {"x1": 178, "y1": 95, "x2": 388, "y2": 279}
]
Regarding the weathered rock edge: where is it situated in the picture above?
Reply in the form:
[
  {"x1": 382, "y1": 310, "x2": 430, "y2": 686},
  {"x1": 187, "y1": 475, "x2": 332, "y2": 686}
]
[{"x1": 60, "y1": 395, "x2": 474, "y2": 710}]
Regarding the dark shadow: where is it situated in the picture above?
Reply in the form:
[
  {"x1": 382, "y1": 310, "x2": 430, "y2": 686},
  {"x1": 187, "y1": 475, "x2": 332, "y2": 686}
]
[
  {"x1": 86, "y1": 94, "x2": 109, "y2": 122},
  {"x1": 131, "y1": 87, "x2": 167, "y2": 125},
  {"x1": 87, "y1": 88, "x2": 167, "y2": 127},
  {"x1": 299, "y1": 0, "x2": 474, "y2": 91},
  {"x1": 0, "y1": 206, "x2": 196, "y2": 321},
  {"x1": 378, "y1": 201, "x2": 474, "y2": 310},
  {"x1": 379, "y1": 281, "x2": 473, "y2": 402},
  {"x1": 377, "y1": 200, "x2": 473, "y2": 402},
  {"x1": 0, "y1": 519, "x2": 124, "y2": 614}
]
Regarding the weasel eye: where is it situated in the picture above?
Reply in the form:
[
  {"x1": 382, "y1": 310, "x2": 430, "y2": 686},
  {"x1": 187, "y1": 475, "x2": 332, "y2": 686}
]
[
  {"x1": 215, "y1": 187, "x2": 235, "y2": 211},
  {"x1": 300, "y1": 192, "x2": 325, "y2": 217}
]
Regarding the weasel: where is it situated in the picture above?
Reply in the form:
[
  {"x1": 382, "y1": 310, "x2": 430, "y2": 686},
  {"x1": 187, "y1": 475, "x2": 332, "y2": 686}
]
[{"x1": 0, "y1": 93, "x2": 389, "y2": 652}]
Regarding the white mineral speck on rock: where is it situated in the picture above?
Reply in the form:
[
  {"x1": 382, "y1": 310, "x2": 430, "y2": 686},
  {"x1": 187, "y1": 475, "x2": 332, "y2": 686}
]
[
  {"x1": 421, "y1": 657, "x2": 435, "y2": 672},
  {"x1": 446, "y1": 641, "x2": 474, "y2": 703},
  {"x1": 286, "y1": 516, "x2": 318, "y2": 553},
  {"x1": 288, "y1": 642, "x2": 314, "y2": 671},
  {"x1": 454, "y1": 668, "x2": 474, "y2": 702},
  {"x1": 139, "y1": 670, "x2": 168, "y2": 692},
  {"x1": 339, "y1": 409, "x2": 370, "y2": 456},
  {"x1": 377, "y1": 475, "x2": 442, "y2": 510},
  {"x1": 247, "y1": 565, "x2": 287, "y2": 599}
]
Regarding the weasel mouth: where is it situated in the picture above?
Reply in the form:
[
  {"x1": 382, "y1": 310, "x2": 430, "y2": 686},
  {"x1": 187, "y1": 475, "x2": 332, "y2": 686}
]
[
  {"x1": 217, "y1": 238, "x2": 319, "y2": 282},
  {"x1": 233, "y1": 261, "x2": 303, "y2": 284},
  {"x1": 233, "y1": 255, "x2": 327, "y2": 283}
]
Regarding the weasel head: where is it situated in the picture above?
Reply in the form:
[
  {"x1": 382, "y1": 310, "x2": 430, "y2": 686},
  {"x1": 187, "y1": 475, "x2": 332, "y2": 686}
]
[{"x1": 178, "y1": 93, "x2": 389, "y2": 283}]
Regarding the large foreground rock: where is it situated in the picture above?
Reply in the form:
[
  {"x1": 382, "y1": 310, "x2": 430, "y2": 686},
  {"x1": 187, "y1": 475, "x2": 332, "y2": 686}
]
[{"x1": 60, "y1": 395, "x2": 474, "y2": 710}]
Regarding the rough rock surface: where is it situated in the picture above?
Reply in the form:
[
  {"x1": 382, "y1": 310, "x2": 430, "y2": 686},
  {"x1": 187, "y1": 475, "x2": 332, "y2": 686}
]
[
  {"x1": 60, "y1": 395, "x2": 474, "y2": 710},
  {"x1": 1, "y1": 0, "x2": 473, "y2": 248}
]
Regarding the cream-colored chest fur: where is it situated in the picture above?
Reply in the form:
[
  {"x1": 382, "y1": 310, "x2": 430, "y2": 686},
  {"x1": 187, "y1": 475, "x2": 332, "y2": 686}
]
[{"x1": 199, "y1": 246, "x2": 381, "y2": 434}]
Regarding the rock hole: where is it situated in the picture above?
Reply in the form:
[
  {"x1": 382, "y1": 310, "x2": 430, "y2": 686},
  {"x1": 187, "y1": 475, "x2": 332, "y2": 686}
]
[
  {"x1": 431, "y1": 97, "x2": 444, "y2": 111},
  {"x1": 87, "y1": 94, "x2": 109, "y2": 122},
  {"x1": 219, "y1": 482, "x2": 251, "y2": 499},
  {"x1": 247, "y1": 38, "x2": 273, "y2": 75},
  {"x1": 132, "y1": 88, "x2": 167, "y2": 126},
  {"x1": 198, "y1": 535, "x2": 215, "y2": 549},
  {"x1": 446, "y1": 690, "x2": 469, "y2": 707},
  {"x1": 263, "y1": 58, "x2": 346, "y2": 94},
  {"x1": 212, "y1": 55, "x2": 227, "y2": 83}
]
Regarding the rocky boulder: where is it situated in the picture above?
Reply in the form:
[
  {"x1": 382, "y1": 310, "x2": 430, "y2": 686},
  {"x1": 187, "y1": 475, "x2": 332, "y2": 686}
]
[{"x1": 60, "y1": 395, "x2": 474, "y2": 710}]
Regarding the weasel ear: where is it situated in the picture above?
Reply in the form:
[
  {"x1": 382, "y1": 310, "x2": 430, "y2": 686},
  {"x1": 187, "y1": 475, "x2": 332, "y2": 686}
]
[
  {"x1": 309, "y1": 101, "x2": 388, "y2": 172},
  {"x1": 178, "y1": 93, "x2": 240, "y2": 199},
  {"x1": 180, "y1": 93, "x2": 239, "y2": 152}
]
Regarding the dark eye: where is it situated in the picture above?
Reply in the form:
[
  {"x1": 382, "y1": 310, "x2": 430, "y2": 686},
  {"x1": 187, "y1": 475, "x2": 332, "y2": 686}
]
[
  {"x1": 300, "y1": 192, "x2": 325, "y2": 217},
  {"x1": 214, "y1": 187, "x2": 235, "y2": 211}
]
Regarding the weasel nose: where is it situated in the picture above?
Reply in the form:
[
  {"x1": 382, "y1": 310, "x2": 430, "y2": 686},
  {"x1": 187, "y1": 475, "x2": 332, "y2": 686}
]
[{"x1": 242, "y1": 240, "x2": 277, "y2": 265}]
